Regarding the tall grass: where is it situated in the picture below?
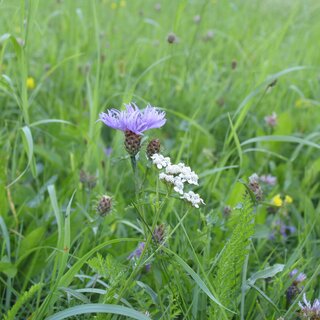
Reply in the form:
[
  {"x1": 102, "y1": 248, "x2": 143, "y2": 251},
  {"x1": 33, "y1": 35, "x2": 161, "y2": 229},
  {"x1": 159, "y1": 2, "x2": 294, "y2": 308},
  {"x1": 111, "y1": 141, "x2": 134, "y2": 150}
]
[{"x1": 1, "y1": 0, "x2": 320, "y2": 319}]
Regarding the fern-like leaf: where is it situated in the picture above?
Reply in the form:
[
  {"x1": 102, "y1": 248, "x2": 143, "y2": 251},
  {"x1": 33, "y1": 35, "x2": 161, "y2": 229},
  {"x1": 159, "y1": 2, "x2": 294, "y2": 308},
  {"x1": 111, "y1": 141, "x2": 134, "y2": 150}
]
[
  {"x1": 4, "y1": 282, "x2": 43, "y2": 320},
  {"x1": 213, "y1": 191, "x2": 256, "y2": 316}
]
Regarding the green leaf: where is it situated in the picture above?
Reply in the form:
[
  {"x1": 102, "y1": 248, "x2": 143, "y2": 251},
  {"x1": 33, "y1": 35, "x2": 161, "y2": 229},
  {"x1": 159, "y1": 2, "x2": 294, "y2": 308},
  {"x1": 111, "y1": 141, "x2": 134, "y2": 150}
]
[
  {"x1": 45, "y1": 304, "x2": 151, "y2": 320},
  {"x1": 245, "y1": 264, "x2": 285, "y2": 290},
  {"x1": 7, "y1": 126, "x2": 34, "y2": 187},
  {"x1": 20, "y1": 226, "x2": 46, "y2": 253},
  {"x1": 241, "y1": 135, "x2": 320, "y2": 149},
  {"x1": 0, "y1": 261, "x2": 17, "y2": 277},
  {"x1": 163, "y1": 247, "x2": 233, "y2": 313}
]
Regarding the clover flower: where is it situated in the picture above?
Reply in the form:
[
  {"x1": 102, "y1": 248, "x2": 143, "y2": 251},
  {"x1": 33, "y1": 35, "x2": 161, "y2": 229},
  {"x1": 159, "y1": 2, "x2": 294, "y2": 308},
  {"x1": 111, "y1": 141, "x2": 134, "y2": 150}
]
[
  {"x1": 99, "y1": 103, "x2": 166, "y2": 156},
  {"x1": 290, "y1": 269, "x2": 307, "y2": 284},
  {"x1": 299, "y1": 293, "x2": 320, "y2": 319},
  {"x1": 260, "y1": 174, "x2": 277, "y2": 186},
  {"x1": 287, "y1": 269, "x2": 307, "y2": 304},
  {"x1": 151, "y1": 153, "x2": 204, "y2": 208},
  {"x1": 248, "y1": 173, "x2": 263, "y2": 201},
  {"x1": 264, "y1": 112, "x2": 277, "y2": 127}
]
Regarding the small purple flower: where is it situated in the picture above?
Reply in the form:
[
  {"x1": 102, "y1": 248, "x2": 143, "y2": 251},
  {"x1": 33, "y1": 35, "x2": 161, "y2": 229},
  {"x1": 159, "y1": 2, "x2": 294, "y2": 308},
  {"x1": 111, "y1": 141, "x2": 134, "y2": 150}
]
[
  {"x1": 103, "y1": 147, "x2": 113, "y2": 157},
  {"x1": 299, "y1": 293, "x2": 320, "y2": 319},
  {"x1": 279, "y1": 223, "x2": 296, "y2": 239},
  {"x1": 264, "y1": 112, "x2": 277, "y2": 127},
  {"x1": 260, "y1": 174, "x2": 277, "y2": 186},
  {"x1": 128, "y1": 242, "x2": 145, "y2": 260},
  {"x1": 290, "y1": 269, "x2": 307, "y2": 284},
  {"x1": 271, "y1": 220, "x2": 296, "y2": 241},
  {"x1": 128, "y1": 242, "x2": 151, "y2": 272},
  {"x1": 99, "y1": 103, "x2": 166, "y2": 135}
]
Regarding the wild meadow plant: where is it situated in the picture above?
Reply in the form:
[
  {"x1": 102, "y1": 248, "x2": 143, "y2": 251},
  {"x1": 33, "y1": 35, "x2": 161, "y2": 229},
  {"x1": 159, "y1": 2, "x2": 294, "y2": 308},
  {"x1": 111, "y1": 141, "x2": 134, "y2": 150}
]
[
  {"x1": 99, "y1": 102, "x2": 205, "y2": 249},
  {"x1": 1, "y1": 1, "x2": 320, "y2": 319}
]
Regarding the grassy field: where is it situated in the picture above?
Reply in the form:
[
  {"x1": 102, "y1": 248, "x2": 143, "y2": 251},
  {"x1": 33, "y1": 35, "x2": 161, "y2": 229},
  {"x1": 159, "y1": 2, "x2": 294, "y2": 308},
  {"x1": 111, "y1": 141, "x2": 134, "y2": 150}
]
[{"x1": 1, "y1": 0, "x2": 320, "y2": 319}]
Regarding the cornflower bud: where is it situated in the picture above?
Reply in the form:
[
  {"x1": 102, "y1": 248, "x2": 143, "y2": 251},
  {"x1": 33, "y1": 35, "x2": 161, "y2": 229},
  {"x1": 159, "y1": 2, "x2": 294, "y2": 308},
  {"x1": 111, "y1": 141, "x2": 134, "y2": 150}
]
[
  {"x1": 97, "y1": 195, "x2": 112, "y2": 216},
  {"x1": 147, "y1": 139, "x2": 160, "y2": 159},
  {"x1": 124, "y1": 130, "x2": 142, "y2": 156}
]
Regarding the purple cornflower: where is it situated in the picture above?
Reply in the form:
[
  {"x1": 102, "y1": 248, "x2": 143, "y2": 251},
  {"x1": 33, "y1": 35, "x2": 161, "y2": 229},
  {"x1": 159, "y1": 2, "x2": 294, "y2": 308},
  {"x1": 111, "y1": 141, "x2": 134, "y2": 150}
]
[
  {"x1": 264, "y1": 112, "x2": 277, "y2": 127},
  {"x1": 99, "y1": 103, "x2": 166, "y2": 136},
  {"x1": 299, "y1": 293, "x2": 320, "y2": 319},
  {"x1": 260, "y1": 174, "x2": 277, "y2": 186}
]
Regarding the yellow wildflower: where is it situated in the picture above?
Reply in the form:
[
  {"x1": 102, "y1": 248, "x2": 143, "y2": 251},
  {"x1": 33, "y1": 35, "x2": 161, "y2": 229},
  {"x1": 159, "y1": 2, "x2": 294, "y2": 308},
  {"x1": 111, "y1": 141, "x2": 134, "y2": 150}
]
[
  {"x1": 111, "y1": 2, "x2": 117, "y2": 9},
  {"x1": 272, "y1": 194, "x2": 283, "y2": 207},
  {"x1": 120, "y1": 0, "x2": 126, "y2": 7},
  {"x1": 26, "y1": 77, "x2": 35, "y2": 90},
  {"x1": 285, "y1": 195, "x2": 293, "y2": 204}
]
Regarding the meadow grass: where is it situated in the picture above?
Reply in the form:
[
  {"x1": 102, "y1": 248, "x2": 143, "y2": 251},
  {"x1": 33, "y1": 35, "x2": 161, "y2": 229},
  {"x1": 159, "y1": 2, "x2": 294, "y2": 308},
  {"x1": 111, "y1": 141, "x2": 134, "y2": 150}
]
[{"x1": 1, "y1": 0, "x2": 320, "y2": 319}]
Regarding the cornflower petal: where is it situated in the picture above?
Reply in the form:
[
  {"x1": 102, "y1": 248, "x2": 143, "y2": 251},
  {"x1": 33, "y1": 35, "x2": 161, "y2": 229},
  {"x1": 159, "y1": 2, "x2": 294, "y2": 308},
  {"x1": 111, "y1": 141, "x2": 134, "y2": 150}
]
[{"x1": 99, "y1": 103, "x2": 166, "y2": 135}]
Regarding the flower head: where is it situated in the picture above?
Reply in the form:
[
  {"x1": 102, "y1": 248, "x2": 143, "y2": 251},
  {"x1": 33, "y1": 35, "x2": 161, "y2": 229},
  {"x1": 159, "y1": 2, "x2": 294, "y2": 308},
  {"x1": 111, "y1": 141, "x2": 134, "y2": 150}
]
[
  {"x1": 264, "y1": 112, "x2": 277, "y2": 127},
  {"x1": 248, "y1": 173, "x2": 263, "y2": 201},
  {"x1": 272, "y1": 194, "x2": 283, "y2": 207},
  {"x1": 181, "y1": 191, "x2": 205, "y2": 208},
  {"x1": 151, "y1": 153, "x2": 204, "y2": 208},
  {"x1": 290, "y1": 269, "x2": 307, "y2": 284},
  {"x1": 97, "y1": 195, "x2": 112, "y2": 216},
  {"x1": 299, "y1": 293, "x2": 320, "y2": 319},
  {"x1": 146, "y1": 139, "x2": 161, "y2": 159},
  {"x1": 285, "y1": 195, "x2": 293, "y2": 204},
  {"x1": 260, "y1": 174, "x2": 277, "y2": 186},
  {"x1": 26, "y1": 77, "x2": 35, "y2": 89},
  {"x1": 128, "y1": 242, "x2": 145, "y2": 260},
  {"x1": 99, "y1": 103, "x2": 166, "y2": 135},
  {"x1": 151, "y1": 153, "x2": 171, "y2": 169}
]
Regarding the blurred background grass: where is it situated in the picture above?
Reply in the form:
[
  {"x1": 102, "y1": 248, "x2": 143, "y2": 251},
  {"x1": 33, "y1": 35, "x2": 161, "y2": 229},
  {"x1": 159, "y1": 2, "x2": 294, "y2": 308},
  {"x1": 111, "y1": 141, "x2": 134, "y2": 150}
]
[{"x1": 1, "y1": 0, "x2": 320, "y2": 319}]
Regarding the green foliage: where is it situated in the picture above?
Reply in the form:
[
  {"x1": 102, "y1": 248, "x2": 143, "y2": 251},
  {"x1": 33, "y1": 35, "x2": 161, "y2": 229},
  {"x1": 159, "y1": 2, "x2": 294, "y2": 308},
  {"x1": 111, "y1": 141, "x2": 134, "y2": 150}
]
[
  {"x1": 214, "y1": 192, "x2": 256, "y2": 315},
  {"x1": 1, "y1": 0, "x2": 320, "y2": 319},
  {"x1": 4, "y1": 282, "x2": 43, "y2": 320},
  {"x1": 87, "y1": 253, "x2": 126, "y2": 285}
]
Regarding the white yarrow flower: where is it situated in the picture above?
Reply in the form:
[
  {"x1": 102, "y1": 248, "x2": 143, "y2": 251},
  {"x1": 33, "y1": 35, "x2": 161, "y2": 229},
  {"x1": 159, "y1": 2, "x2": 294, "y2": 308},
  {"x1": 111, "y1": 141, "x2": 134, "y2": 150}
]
[
  {"x1": 151, "y1": 153, "x2": 171, "y2": 169},
  {"x1": 152, "y1": 153, "x2": 204, "y2": 208},
  {"x1": 181, "y1": 191, "x2": 205, "y2": 208}
]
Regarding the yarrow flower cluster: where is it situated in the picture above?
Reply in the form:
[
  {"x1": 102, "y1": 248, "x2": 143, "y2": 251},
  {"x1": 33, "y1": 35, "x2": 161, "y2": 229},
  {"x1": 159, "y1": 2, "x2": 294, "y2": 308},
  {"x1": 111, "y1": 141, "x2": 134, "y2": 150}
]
[
  {"x1": 299, "y1": 293, "x2": 320, "y2": 319},
  {"x1": 151, "y1": 153, "x2": 204, "y2": 208},
  {"x1": 181, "y1": 191, "x2": 205, "y2": 209}
]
